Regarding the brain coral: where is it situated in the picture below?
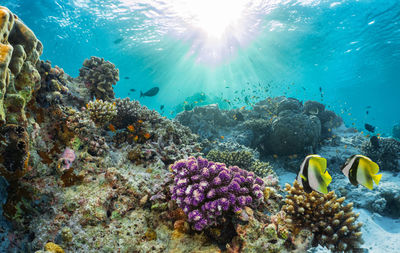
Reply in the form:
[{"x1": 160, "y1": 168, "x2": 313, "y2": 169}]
[{"x1": 170, "y1": 156, "x2": 264, "y2": 231}]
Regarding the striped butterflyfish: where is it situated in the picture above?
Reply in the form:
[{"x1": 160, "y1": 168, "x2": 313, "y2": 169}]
[
  {"x1": 297, "y1": 154, "x2": 332, "y2": 194},
  {"x1": 341, "y1": 155, "x2": 381, "y2": 190}
]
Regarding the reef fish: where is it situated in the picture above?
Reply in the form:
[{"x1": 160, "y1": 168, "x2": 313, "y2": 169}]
[
  {"x1": 297, "y1": 154, "x2": 332, "y2": 194},
  {"x1": 340, "y1": 155, "x2": 381, "y2": 190},
  {"x1": 364, "y1": 123, "x2": 375, "y2": 133},
  {"x1": 129, "y1": 88, "x2": 136, "y2": 92},
  {"x1": 140, "y1": 87, "x2": 159, "y2": 97},
  {"x1": 113, "y1": 38, "x2": 124, "y2": 44}
]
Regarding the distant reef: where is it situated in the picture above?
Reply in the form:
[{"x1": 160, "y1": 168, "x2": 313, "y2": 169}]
[{"x1": 2, "y1": 5, "x2": 400, "y2": 253}]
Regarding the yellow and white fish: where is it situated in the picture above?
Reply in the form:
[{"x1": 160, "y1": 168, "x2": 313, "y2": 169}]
[
  {"x1": 340, "y1": 155, "x2": 381, "y2": 190},
  {"x1": 297, "y1": 154, "x2": 332, "y2": 194}
]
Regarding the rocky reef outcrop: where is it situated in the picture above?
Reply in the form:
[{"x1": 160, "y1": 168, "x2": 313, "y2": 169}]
[
  {"x1": 176, "y1": 96, "x2": 342, "y2": 157},
  {"x1": 78, "y1": 56, "x2": 119, "y2": 101},
  {"x1": 361, "y1": 137, "x2": 400, "y2": 172}
]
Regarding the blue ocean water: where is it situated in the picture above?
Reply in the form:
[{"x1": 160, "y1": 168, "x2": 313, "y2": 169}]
[{"x1": 5, "y1": 0, "x2": 400, "y2": 135}]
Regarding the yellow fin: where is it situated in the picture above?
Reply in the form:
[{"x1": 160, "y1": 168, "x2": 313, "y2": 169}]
[
  {"x1": 372, "y1": 173, "x2": 382, "y2": 185},
  {"x1": 300, "y1": 174, "x2": 307, "y2": 181},
  {"x1": 359, "y1": 156, "x2": 379, "y2": 174}
]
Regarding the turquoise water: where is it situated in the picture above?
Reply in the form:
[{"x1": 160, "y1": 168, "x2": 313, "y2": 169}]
[{"x1": 6, "y1": 0, "x2": 400, "y2": 134}]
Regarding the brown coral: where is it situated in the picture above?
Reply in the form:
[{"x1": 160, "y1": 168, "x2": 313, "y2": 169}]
[
  {"x1": 281, "y1": 180, "x2": 363, "y2": 252},
  {"x1": 78, "y1": 56, "x2": 119, "y2": 101}
]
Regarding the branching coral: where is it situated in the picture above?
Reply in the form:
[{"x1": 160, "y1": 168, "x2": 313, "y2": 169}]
[
  {"x1": 282, "y1": 180, "x2": 363, "y2": 252},
  {"x1": 78, "y1": 56, "x2": 119, "y2": 101},
  {"x1": 170, "y1": 156, "x2": 264, "y2": 231}
]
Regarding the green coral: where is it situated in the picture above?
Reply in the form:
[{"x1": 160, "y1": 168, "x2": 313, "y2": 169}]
[
  {"x1": 249, "y1": 160, "x2": 276, "y2": 178},
  {"x1": 206, "y1": 149, "x2": 275, "y2": 177},
  {"x1": 206, "y1": 149, "x2": 254, "y2": 169}
]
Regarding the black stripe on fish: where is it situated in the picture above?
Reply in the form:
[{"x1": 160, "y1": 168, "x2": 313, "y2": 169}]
[
  {"x1": 348, "y1": 157, "x2": 360, "y2": 186},
  {"x1": 300, "y1": 156, "x2": 313, "y2": 193}
]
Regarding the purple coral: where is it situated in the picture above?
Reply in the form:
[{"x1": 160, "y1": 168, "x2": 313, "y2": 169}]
[{"x1": 170, "y1": 156, "x2": 264, "y2": 231}]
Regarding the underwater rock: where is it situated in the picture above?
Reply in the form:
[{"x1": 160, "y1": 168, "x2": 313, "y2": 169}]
[
  {"x1": 176, "y1": 96, "x2": 342, "y2": 157},
  {"x1": 0, "y1": 6, "x2": 42, "y2": 126},
  {"x1": 276, "y1": 96, "x2": 302, "y2": 113},
  {"x1": 265, "y1": 110, "x2": 321, "y2": 155},
  {"x1": 175, "y1": 103, "x2": 236, "y2": 139},
  {"x1": 78, "y1": 56, "x2": 119, "y2": 101},
  {"x1": 361, "y1": 137, "x2": 400, "y2": 172},
  {"x1": 338, "y1": 175, "x2": 400, "y2": 218},
  {"x1": 282, "y1": 180, "x2": 364, "y2": 252}
]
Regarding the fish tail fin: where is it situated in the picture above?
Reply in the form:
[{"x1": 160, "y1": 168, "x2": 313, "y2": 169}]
[
  {"x1": 140, "y1": 91, "x2": 143, "y2": 97},
  {"x1": 372, "y1": 173, "x2": 382, "y2": 185}
]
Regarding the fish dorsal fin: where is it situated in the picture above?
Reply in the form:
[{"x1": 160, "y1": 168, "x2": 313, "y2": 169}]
[{"x1": 358, "y1": 155, "x2": 379, "y2": 174}]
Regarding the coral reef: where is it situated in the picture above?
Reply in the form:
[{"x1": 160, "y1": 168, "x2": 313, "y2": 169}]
[
  {"x1": 0, "y1": 176, "x2": 10, "y2": 251},
  {"x1": 0, "y1": 6, "x2": 42, "y2": 126},
  {"x1": 206, "y1": 149, "x2": 275, "y2": 178},
  {"x1": 176, "y1": 96, "x2": 343, "y2": 157},
  {"x1": 78, "y1": 56, "x2": 119, "y2": 101},
  {"x1": 0, "y1": 124, "x2": 30, "y2": 181},
  {"x1": 281, "y1": 180, "x2": 363, "y2": 252},
  {"x1": 170, "y1": 156, "x2": 265, "y2": 231},
  {"x1": 206, "y1": 149, "x2": 254, "y2": 170},
  {"x1": 85, "y1": 99, "x2": 117, "y2": 126},
  {"x1": 361, "y1": 137, "x2": 400, "y2": 172}
]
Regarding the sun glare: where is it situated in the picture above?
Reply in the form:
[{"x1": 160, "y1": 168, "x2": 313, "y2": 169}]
[{"x1": 188, "y1": 0, "x2": 246, "y2": 38}]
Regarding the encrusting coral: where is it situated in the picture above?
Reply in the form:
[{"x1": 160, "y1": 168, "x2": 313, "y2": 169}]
[
  {"x1": 78, "y1": 56, "x2": 119, "y2": 101},
  {"x1": 281, "y1": 180, "x2": 363, "y2": 252},
  {"x1": 170, "y1": 156, "x2": 265, "y2": 231}
]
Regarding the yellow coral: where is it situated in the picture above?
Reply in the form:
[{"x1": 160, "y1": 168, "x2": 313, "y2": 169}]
[{"x1": 44, "y1": 242, "x2": 65, "y2": 253}]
